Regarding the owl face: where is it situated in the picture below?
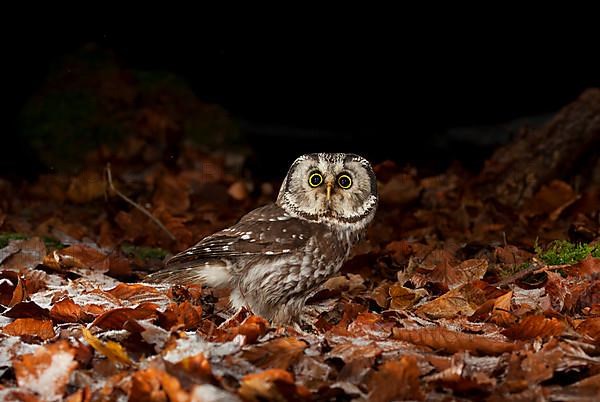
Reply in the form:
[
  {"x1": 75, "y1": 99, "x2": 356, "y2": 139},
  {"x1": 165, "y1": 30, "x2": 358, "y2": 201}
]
[{"x1": 276, "y1": 153, "x2": 378, "y2": 228}]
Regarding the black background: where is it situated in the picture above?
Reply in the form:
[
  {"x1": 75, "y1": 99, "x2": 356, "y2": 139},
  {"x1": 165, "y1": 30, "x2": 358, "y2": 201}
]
[{"x1": 4, "y1": 22, "x2": 599, "y2": 178}]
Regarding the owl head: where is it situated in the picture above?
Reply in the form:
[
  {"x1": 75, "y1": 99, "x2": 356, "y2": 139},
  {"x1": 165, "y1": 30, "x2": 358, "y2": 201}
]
[{"x1": 276, "y1": 153, "x2": 378, "y2": 229}]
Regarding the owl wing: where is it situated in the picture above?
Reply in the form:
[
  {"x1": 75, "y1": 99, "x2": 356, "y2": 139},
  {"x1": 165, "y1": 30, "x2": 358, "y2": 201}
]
[{"x1": 144, "y1": 204, "x2": 312, "y2": 285}]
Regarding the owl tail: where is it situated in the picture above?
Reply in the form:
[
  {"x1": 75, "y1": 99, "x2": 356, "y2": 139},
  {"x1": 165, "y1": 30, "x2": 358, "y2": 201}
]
[{"x1": 143, "y1": 262, "x2": 231, "y2": 288}]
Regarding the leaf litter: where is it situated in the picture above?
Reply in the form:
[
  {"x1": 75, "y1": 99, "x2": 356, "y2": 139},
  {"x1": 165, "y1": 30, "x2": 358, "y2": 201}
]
[{"x1": 0, "y1": 91, "x2": 600, "y2": 400}]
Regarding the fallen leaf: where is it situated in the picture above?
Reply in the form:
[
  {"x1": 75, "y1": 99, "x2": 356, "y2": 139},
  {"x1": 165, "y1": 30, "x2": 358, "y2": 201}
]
[
  {"x1": 13, "y1": 340, "x2": 77, "y2": 401},
  {"x1": 575, "y1": 317, "x2": 600, "y2": 345},
  {"x1": 90, "y1": 304, "x2": 158, "y2": 330},
  {"x1": 392, "y1": 327, "x2": 516, "y2": 355},
  {"x1": 50, "y1": 297, "x2": 91, "y2": 323},
  {"x1": 417, "y1": 282, "x2": 488, "y2": 319},
  {"x1": 565, "y1": 255, "x2": 600, "y2": 278},
  {"x1": 239, "y1": 369, "x2": 311, "y2": 402},
  {"x1": 489, "y1": 290, "x2": 515, "y2": 327},
  {"x1": 1, "y1": 237, "x2": 47, "y2": 271},
  {"x1": 178, "y1": 301, "x2": 203, "y2": 331},
  {"x1": 3, "y1": 301, "x2": 50, "y2": 320},
  {"x1": 366, "y1": 356, "x2": 423, "y2": 402},
  {"x1": 2, "y1": 318, "x2": 55, "y2": 340},
  {"x1": 129, "y1": 368, "x2": 189, "y2": 402},
  {"x1": 241, "y1": 337, "x2": 307, "y2": 370},
  {"x1": 82, "y1": 327, "x2": 132, "y2": 366},
  {"x1": 502, "y1": 315, "x2": 566, "y2": 340}
]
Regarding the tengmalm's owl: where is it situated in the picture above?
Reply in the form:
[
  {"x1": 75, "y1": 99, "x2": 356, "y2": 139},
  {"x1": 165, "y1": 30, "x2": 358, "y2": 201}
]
[{"x1": 147, "y1": 153, "x2": 378, "y2": 323}]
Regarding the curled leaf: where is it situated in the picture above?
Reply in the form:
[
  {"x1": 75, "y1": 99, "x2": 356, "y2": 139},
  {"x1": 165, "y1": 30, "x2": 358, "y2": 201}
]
[{"x1": 82, "y1": 327, "x2": 132, "y2": 366}]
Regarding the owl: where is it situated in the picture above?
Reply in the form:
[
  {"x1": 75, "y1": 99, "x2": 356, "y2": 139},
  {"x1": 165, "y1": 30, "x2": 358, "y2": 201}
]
[{"x1": 146, "y1": 153, "x2": 378, "y2": 323}]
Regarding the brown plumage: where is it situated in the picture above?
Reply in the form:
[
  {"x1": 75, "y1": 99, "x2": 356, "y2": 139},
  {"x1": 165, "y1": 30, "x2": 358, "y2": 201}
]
[{"x1": 146, "y1": 153, "x2": 378, "y2": 323}]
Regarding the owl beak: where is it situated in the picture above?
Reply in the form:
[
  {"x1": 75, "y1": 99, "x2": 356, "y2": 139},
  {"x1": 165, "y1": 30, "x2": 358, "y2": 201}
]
[{"x1": 326, "y1": 182, "x2": 333, "y2": 202}]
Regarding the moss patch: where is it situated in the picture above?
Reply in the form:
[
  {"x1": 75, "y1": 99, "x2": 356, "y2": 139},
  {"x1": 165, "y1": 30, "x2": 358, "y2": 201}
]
[{"x1": 536, "y1": 240, "x2": 600, "y2": 265}]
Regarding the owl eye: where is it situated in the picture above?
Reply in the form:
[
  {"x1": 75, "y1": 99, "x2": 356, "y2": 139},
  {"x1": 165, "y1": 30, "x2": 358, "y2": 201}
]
[
  {"x1": 308, "y1": 172, "x2": 324, "y2": 187},
  {"x1": 337, "y1": 174, "x2": 352, "y2": 189}
]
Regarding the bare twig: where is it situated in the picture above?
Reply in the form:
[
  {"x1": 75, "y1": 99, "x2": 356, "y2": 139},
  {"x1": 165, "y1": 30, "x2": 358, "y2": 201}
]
[{"x1": 105, "y1": 163, "x2": 176, "y2": 241}]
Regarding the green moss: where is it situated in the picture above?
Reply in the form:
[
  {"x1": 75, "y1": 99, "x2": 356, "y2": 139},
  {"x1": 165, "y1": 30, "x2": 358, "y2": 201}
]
[
  {"x1": 0, "y1": 233, "x2": 65, "y2": 250},
  {"x1": 0, "y1": 233, "x2": 29, "y2": 248},
  {"x1": 121, "y1": 243, "x2": 169, "y2": 261},
  {"x1": 536, "y1": 240, "x2": 600, "y2": 265},
  {"x1": 42, "y1": 236, "x2": 66, "y2": 250}
]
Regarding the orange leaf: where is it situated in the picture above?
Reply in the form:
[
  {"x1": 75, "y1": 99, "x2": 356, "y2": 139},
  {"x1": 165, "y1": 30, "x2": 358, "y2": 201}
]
[
  {"x1": 236, "y1": 315, "x2": 269, "y2": 344},
  {"x1": 417, "y1": 282, "x2": 487, "y2": 319},
  {"x1": 106, "y1": 283, "x2": 166, "y2": 305},
  {"x1": 565, "y1": 256, "x2": 600, "y2": 278},
  {"x1": 90, "y1": 305, "x2": 158, "y2": 330},
  {"x1": 46, "y1": 244, "x2": 110, "y2": 273},
  {"x1": 393, "y1": 327, "x2": 516, "y2": 355},
  {"x1": 130, "y1": 368, "x2": 188, "y2": 402},
  {"x1": 239, "y1": 369, "x2": 311, "y2": 402},
  {"x1": 176, "y1": 353, "x2": 213, "y2": 382},
  {"x1": 367, "y1": 356, "x2": 424, "y2": 402},
  {"x1": 490, "y1": 290, "x2": 515, "y2": 327},
  {"x1": 13, "y1": 340, "x2": 77, "y2": 400},
  {"x1": 502, "y1": 315, "x2": 566, "y2": 340},
  {"x1": 51, "y1": 297, "x2": 91, "y2": 323},
  {"x1": 9, "y1": 274, "x2": 28, "y2": 307},
  {"x1": 3, "y1": 318, "x2": 55, "y2": 340},
  {"x1": 575, "y1": 317, "x2": 600, "y2": 345},
  {"x1": 178, "y1": 301, "x2": 203, "y2": 331},
  {"x1": 241, "y1": 337, "x2": 307, "y2": 370}
]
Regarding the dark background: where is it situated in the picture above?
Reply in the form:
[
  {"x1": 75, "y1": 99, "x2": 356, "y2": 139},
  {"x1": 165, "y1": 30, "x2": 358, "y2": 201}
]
[{"x1": 4, "y1": 25, "x2": 599, "y2": 179}]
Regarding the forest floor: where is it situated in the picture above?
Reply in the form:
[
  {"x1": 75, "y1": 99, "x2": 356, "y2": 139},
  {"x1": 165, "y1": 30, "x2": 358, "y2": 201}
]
[{"x1": 1, "y1": 94, "x2": 600, "y2": 401}]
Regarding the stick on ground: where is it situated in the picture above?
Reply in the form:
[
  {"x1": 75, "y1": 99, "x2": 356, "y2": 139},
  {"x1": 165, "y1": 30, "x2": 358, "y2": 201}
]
[{"x1": 105, "y1": 164, "x2": 177, "y2": 241}]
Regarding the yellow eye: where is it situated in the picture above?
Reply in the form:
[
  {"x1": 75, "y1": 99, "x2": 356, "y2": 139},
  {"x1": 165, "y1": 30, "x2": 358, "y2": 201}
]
[
  {"x1": 308, "y1": 172, "x2": 323, "y2": 187},
  {"x1": 337, "y1": 174, "x2": 352, "y2": 189}
]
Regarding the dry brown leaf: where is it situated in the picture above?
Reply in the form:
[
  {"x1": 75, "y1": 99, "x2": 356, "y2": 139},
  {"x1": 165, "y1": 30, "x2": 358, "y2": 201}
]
[
  {"x1": 490, "y1": 290, "x2": 515, "y2": 327},
  {"x1": 90, "y1": 304, "x2": 158, "y2": 330},
  {"x1": 235, "y1": 315, "x2": 269, "y2": 344},
  {"x1": 502, "y1": 315, "x2": 567, "y2": 340},
  {"x1": 575, "y1": 317, "x2": 600, "y2": 345},
  {"x1": 347, "y1": 312, "x2": 395, "y2": 339},
  {"x1": 565, "y1": 256, "x2": 600, "y2": 278},
  {"x1": 178, "y1": 300, "x2": 203, "y2": 331},
  {"x1": 9, "y1": 274, "x2": 28, "y2": 307},
  {"x1": 175, "y1": 353, "x2": 213, "y2": 383},
  {"x1": 241, "y1": 337, "x2": 307, "y2": 370},
  {"x1": 1, "y1": 237, "x2": 47, "y2": 271},
  {"x1": 522, "y1": 180, "x2": 578, "y2": 218},
  {"x1": 106, "y1": 283, "x2": 170, "y2": 308},
  {"x1": 44, "y1": 244, "x2": 110, "y2": 273},
  {"x1": 239, "y1": 369, "x2": 311, "y2": 402},
  {"x1": 130, "y1": 368, "x2": 189, "y2": 402},
  {"x1": 3, "y1": 301, "x2": 50, "y2": 320},
  {"x1": 417, "y1": 282, "x2": 488, "y2": 319},
  {"x1": 13, "y1": 340, "x2": 77, "y2": 400},
  {"x1": 366, "y1": 356, "x2": 424, "y2": 402},
  {"x1": 389, "y1": 284, "x2": 427, "y2": 310},
  {"x1": 82, "y1": 327, "x2": 132, "y2": 366},
  {"x1": 50, "y1": 297, "x2": 91, "y2": 323},
  {"x1": 392, "y1": 327, "x2": 516, "y2": 355},
  {"x1": 2, "y1": 318, "x2": 55, "y2": 340}
]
